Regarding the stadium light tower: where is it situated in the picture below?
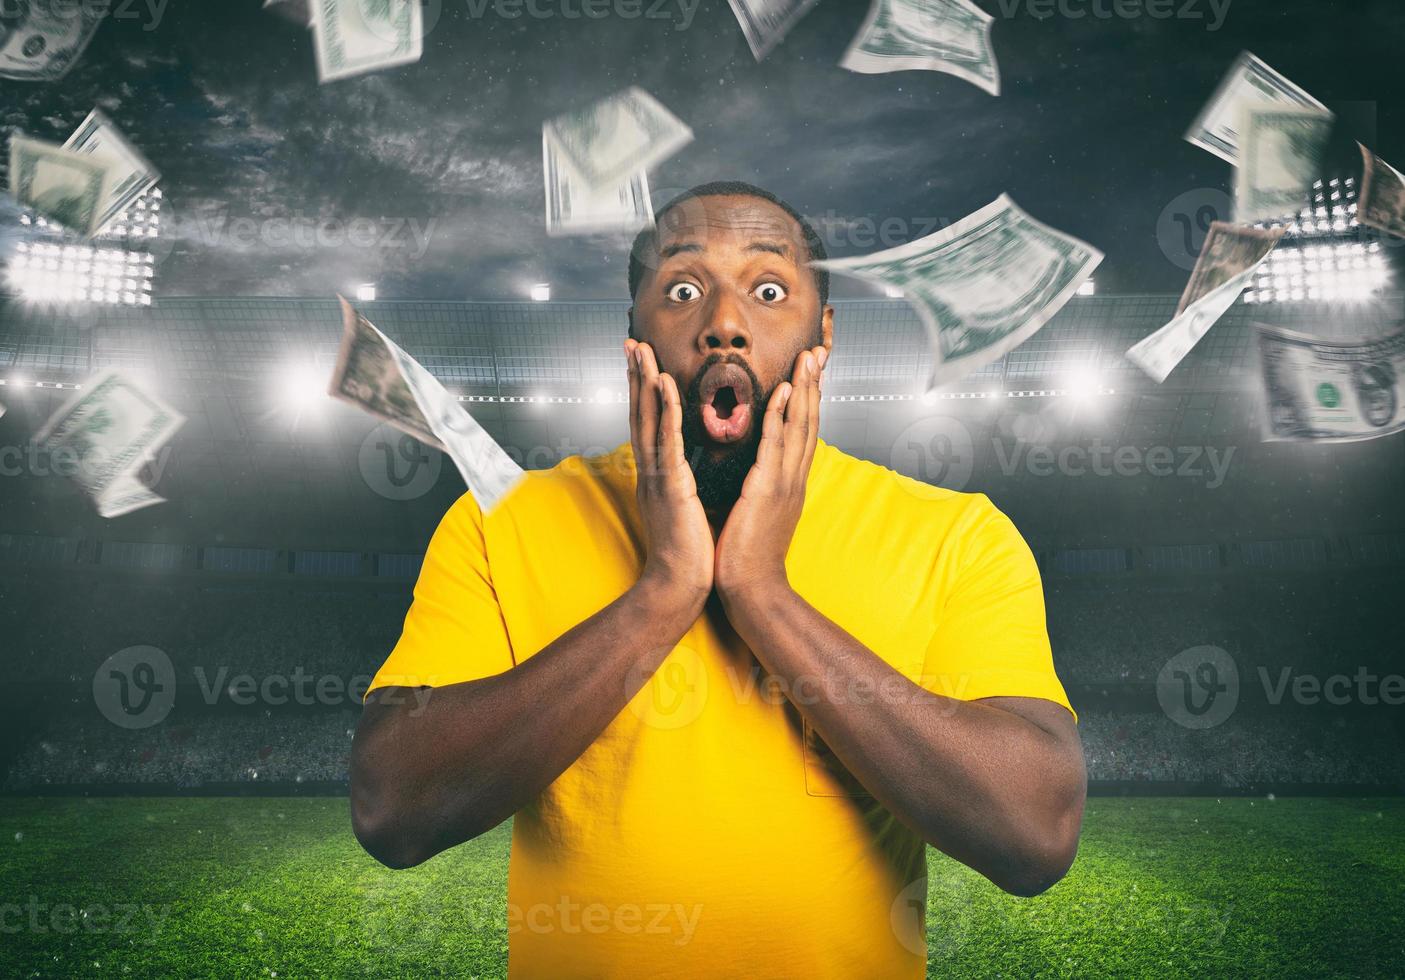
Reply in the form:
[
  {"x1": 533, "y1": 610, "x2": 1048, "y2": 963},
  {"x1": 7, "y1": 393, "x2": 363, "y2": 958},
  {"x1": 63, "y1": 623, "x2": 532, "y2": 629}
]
[
  {"x1": 1243, "y1": 178, "x2": 1391, "y2": 305},
  {"x1": 530, "y1": 283, "x2": 551, "y2": 302},
  {"x1": 355, "y1": 283, "x2": 377, "y2": 302},
  {"x1": 5, "y1": 186, "x2": 160, "y2": 306}
]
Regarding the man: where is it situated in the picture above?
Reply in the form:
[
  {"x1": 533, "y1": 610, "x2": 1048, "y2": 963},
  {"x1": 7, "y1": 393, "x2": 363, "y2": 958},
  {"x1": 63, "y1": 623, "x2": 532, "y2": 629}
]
[{"x1": 350, "y1": 181, "x2": 1086, "y2": 978}]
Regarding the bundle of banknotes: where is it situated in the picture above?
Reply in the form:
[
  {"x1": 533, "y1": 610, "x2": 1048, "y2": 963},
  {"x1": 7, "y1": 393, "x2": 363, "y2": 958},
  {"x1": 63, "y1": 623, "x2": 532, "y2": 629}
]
[
  {"x1": 541, "y1": 87, "x2": 693, "y2": 237},
  {"x1": 729, "y1": 0, "x2": 1000, "y2": 96},
  {"x1": 7, "y1": 110, "x2": 160, "y2": 240}
]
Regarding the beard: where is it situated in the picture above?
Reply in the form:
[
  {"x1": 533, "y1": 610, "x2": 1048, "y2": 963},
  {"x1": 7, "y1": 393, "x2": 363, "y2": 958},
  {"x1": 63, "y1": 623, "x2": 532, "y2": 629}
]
[{"x1": 678, "y1": 353, "x2": 769, "y2": 512}]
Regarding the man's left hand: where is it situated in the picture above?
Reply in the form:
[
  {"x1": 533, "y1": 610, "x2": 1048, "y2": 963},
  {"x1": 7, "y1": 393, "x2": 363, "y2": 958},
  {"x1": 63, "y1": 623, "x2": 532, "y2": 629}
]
[{"x1": 714, "y1": 343, "x2": 828, "y2": 600}]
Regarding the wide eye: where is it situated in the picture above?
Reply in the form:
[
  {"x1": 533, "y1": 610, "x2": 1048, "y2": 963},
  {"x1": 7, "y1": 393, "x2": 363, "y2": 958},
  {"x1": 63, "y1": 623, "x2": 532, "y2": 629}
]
[
  {"x1": 667, "y1": 282, "x2": 701, "y2": 302},
  {"x1": 754, "y1": 281, "x2": 787, "y2": 303}
]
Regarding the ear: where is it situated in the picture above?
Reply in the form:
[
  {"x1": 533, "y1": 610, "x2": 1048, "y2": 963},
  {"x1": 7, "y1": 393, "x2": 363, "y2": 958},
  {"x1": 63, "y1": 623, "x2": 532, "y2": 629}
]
[{"x1": 820, "y1": 304, "x2": 834, "y2": 353}]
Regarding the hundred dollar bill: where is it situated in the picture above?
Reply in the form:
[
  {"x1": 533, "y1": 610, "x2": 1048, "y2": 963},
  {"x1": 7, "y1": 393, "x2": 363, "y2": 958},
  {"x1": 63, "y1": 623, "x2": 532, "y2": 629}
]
[
  {"x1": 1233, "y1": 104, "x2": 1332, "y2": 225},
  {"x1": 329, "y1": 296, "x2": 524, "y2": 512},
  {"x1": 542, "y1": 88, "x2": 693, "y2": 192},
  {"x1": 34, "y1": 369, "x2": 186, "y2": 519},
  {"x1": 310, "y1": 0, "x2": 422, "y2": 84},
  {"x1": 1357, "y1": 143, "x2": 1405, "y2": 240},
  {"x1": 8, "y1": 135, "x2": 114, "y2": 239},
  {"x1": 1185, "y1": 51, "x2": 1329, "y2": 166},
  {"x1": 63, "y1": 109, "x2": 161, "y2": 237},
  {"x1": 0, "y1": 0, "x2": 105, "y2": 82},
  {"x1": 812, "y1": 194, "x2": 1102, "y2": 389},
  {"x1": 1257, "y1": 322, "x2": 1405, "y2": 442},
  {"x1": 840, "y1": 0, "x2": 1000, "y2": 97},
  {"x1": 1128, "y1": 222, "x2": 1283, "y2": 383},
  {"x1": 542, "y1": 130, "x2": 653, "y2": 237},
  {"x1": 726, "y1": 0, "x2": 820, "y2": 61}
]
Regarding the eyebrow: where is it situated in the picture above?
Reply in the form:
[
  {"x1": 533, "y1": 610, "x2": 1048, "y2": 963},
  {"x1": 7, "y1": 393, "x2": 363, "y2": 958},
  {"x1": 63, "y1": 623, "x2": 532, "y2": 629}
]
[{"x1": 658, "y1": 240, "x2": 794, "y2": 260}]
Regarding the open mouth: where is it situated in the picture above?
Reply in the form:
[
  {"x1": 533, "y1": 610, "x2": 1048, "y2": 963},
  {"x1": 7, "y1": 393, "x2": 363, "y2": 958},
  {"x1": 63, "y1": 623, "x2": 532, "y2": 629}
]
[{"x1": 698, "y1": 362, "x2": 755, "y2": 444}]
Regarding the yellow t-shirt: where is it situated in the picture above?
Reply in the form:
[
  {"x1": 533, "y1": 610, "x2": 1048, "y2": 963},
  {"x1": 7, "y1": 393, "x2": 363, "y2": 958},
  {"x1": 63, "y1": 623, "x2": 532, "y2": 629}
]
[{"x1": 368, "y1": 437, "x2": 1074, "y2": 978}]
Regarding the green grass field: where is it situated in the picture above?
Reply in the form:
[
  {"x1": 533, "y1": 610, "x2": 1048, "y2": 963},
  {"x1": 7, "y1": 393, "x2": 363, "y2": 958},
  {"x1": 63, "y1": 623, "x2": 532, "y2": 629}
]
[{"x1": 0, "y1": 797, "x2": 1401, "y2": 978}]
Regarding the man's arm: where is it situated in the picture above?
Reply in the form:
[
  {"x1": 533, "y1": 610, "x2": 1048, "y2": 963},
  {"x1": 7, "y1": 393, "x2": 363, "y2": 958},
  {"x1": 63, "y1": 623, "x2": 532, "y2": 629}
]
[
  {"x1": 718, "y1": 585, "x2": 1086, "y2": 898},
  {"x1": 351, "y1": 339, "x2": 714, "y2": 868},
  {"x1": 713, "y1": 345, "x2": 1084, "y2": 896},
  {"x1": 352, "y1": 577, "x2": 697, "y2": 868}
]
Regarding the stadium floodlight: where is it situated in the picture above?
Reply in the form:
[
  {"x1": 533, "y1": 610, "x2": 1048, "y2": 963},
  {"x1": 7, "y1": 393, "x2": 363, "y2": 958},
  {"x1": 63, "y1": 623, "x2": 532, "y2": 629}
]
[
  {"x1": 277, "y1": 362, "x2": 330, "y2": 414},
  {"x1": 1077, "y1": 279, "x2": 1096, "y2": 296},
  {"x1": 4, "y1": 185, "x2": 161, "y2": 306},
  {"x1": 592, "y1": 386, "x2": 613, "y2": 404},
  {"x1": 530, "y1": 283, "x2": 551, "y2": 302},
  {"x1": 1244, "y1": 177, "x2": 1392, "y2": 306},
  {"x1": 883, "y1": 285, "x2": 904, "y2": 299},
  {"x1": 919, "y1": 390, "x2": 939, "y2": 406},
  {"x1": 355, "y1": 283, "x2": 377, "y2": 302},
  {"x1": 6, "y1": 241, "x2": 157, "y2": 306},
  {"x1": 1064, "y1": 366, "x2": 1104, "y2": 404}
]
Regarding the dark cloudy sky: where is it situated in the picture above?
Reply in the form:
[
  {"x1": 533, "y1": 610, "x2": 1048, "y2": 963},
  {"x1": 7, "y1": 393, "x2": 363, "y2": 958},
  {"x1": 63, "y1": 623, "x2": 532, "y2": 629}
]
[{"x1": 4, "y1": 0, "x2": 1401, "y2": 300}]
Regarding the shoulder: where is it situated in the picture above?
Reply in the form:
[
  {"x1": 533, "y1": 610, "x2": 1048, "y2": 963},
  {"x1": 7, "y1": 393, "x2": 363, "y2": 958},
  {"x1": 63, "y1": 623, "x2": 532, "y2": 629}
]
[
  {"x1": 446, "y1": 442, "x2": 635, "y2": 528},
  {"x1": 814, "y1": 439, "x2": 1012, "y2": 540}
]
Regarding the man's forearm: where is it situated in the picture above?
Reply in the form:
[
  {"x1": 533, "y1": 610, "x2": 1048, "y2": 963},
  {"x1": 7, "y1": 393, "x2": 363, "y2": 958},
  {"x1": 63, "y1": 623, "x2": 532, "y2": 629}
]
[
  {"x1": 351, "y1": 579, "x2": 701, "y2": 868},
  {"x1": 718, "y1": 584, "x2": 1086, "y2": 896}
]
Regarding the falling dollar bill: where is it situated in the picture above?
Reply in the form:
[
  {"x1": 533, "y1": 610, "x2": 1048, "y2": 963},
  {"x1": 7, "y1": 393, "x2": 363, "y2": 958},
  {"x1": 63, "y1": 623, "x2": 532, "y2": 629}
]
[
  {"x1": 812, "y1": 194, "x2": 1102, "y2": 389},
  {"x1": 310, "y1": 0, "x2": 422, "y2": 84},
  {"x1": 1233, "y1": 105, "x2": 1333, "y2": 225},
  {"x1": 1185, "y1": 51, "x2": 1329, "y2": 166},
  {"x1": 542, "y1": 88, "x2": 693, "y2": 192},
  {"x1": 542, "y1": 130, "x2": 654, "y2": 237},
  {"x1": 7, "y1": 135, "x2": 114, "y2": 239},
  {"x1": 329, "y1": 296, "x2": 524, "y2": 512},
  {"x1": 1357, "y1": 143, "x2": 1405, "y2": 239},
  {"x1": 1176, "y1": 222, "x2": 1285, "y2": 316},
  {"x1": 63, "y1": 109, "x2": 161, "y2": 238},
  {"x1": 726, "y1": 0, "x2": 820, "y2": 61},
  {"x1": 0, "y1": 0, "x2": 105, "y2": 82},
  {"x1": 1128, "y1": 222, "x2": 1284, "y2": 383},
  {"x1": 840, "y1": 0, "x2": 1000, "y2": 97},
  {"x1": 1257, "y1": 322, "x2": 1405, "y2": 442},
  {"x1": 33, "y1": 369, "x2": 186, "y2": 518}
]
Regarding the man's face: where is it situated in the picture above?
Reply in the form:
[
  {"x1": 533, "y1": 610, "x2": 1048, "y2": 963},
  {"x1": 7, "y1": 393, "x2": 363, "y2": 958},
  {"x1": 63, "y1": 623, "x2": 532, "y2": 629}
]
[{"x1": 629, "y1": 194, "x2": 833, "y2": 511}]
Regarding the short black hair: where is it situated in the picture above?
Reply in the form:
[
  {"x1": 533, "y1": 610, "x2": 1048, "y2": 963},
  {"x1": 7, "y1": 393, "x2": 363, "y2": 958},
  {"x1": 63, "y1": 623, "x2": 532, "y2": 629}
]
[{"x1": 627, "y1": 181, "x2": 829, "y2": 305}]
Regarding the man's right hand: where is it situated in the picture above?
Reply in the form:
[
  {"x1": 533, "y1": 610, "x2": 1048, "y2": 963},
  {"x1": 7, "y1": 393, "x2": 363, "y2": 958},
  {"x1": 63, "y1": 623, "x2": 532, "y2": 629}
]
[{"x1": 625, "y1": 338, "x2": 713, "y2": 622}]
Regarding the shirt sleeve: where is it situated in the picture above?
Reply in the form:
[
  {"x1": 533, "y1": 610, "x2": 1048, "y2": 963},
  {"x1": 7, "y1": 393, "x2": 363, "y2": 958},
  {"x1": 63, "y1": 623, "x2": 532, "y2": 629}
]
[
  {"x1": 918, "y1": 496, "x2": 1076, "y2": 722},
  {"x1": 365, "y1": 491, "x2": 516, "y2": 696}
]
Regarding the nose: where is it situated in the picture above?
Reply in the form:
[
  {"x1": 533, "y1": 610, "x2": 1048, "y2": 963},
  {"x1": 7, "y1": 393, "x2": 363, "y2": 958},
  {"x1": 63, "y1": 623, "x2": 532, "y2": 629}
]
[{"x1": 697, "y1": 288, "x2": 751, "y2": 356}]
